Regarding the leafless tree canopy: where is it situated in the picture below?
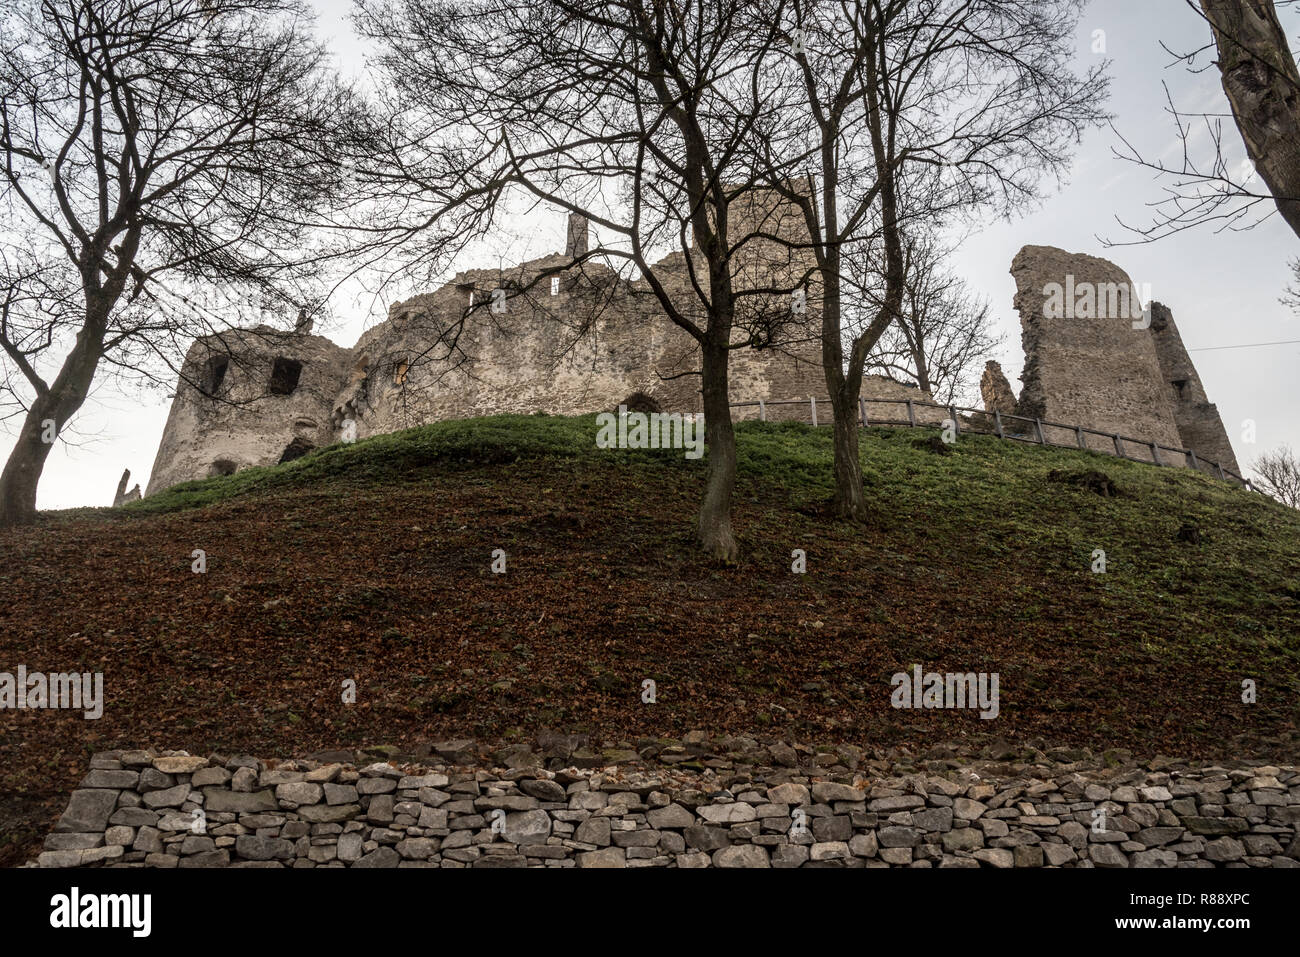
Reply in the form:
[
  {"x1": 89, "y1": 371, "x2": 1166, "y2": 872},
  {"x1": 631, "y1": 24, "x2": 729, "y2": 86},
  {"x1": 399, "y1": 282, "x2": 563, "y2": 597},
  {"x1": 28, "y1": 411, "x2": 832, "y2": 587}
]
[
  {"x1": 0, "y1": 0, "x2": 364, "y2": 524},
  {"x1": 864, "y1": 228, "x2": 1001, "y2": 405},
  {"x1": 1252, "y1": 444, "x2": 1300, "y2": 508},
  {"x1": 736, "y1": 0, "x2": 1107, "y2": 519},
  {"x1": 1109, "y1": 1, "x2": 1300, "y2": 249},
  {"x1": 349, "y1": 0, "x2": 1109, "y2": 543},
  {"x1": 355, "y1": 0, "x2": 824, "y2": 559}
]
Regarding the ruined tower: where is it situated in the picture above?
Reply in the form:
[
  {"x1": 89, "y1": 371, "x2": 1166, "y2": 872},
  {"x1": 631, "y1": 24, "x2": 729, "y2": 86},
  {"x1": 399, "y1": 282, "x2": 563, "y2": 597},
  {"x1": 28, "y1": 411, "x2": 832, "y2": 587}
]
[
  {"x1": 1007, "y1": 245, "x2": 1238, "y2": 473},
  {"x1": 145, "y1": 327, "x2": 352, "y2": 495},
  {"x1": 565, "y1": 213, "x2": 588, "y2": 259},
  {"x1": 1010, "y1": 245, "x2": 1183, "y2": 461}
]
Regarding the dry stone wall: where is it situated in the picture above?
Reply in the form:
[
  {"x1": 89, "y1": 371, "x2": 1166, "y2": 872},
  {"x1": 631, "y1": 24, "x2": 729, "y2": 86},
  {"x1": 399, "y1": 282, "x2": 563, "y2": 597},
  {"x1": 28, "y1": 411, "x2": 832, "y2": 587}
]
[{"x1": 34, "y1": 744, "x2": 1300, "y2": 869}]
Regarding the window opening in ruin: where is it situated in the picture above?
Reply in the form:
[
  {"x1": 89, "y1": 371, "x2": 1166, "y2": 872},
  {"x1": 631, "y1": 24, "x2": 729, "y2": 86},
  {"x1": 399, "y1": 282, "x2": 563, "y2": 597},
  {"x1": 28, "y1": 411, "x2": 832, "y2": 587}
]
[
  {"x1": 395, "y1": 360, "x2": 409, "y2": 386},
  {"x1": 201, "y1": 355, "x2": 229, "y2": 396},
  {"x1": 269, "y1": 357, "x2": 303, "y2": 395},
  {"x1": 1172, "y1": 379, "x2": 1188, "y2": 398},
  {"x1": 551, "y1": 276, "x2": 560, "y2": 296},
  {"x1": 278, "y1": 437, "x2": 315, "y2": 464},
  {"x1": 619, "y1": 392, "x2": 662, "y2": 415},
  {"x1": 209, "y1": 459, "x2": 237, "y2": 477}
]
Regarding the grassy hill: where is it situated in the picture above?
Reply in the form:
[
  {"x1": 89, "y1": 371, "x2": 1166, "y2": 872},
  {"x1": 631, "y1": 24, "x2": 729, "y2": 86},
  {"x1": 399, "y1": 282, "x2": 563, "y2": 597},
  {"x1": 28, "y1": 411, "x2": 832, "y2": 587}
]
[{"x1": 2, "y1": 413, "x2": 1298, "y2": 864}]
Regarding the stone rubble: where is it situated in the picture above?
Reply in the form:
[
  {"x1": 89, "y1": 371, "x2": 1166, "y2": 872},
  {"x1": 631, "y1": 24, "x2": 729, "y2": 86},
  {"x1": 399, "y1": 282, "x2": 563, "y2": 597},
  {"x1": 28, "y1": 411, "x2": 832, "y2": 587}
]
[{"x1": 33, "y1": 741, "x2": 1300, "y2": 868}]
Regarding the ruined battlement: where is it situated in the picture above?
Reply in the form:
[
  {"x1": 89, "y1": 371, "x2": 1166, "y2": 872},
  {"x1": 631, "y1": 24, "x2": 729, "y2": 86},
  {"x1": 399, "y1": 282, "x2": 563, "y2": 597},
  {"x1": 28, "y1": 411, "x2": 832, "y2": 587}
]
[{"x1": 144, "y1": 203, "x2": 839, "y2": 495}]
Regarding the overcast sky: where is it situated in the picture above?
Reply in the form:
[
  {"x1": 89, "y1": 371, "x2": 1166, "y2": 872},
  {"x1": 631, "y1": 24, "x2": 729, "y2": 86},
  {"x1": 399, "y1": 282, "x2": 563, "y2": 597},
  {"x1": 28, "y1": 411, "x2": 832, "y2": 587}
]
[{"x1": 7, "y1": 0, "x2": 1298, "y2": 510}]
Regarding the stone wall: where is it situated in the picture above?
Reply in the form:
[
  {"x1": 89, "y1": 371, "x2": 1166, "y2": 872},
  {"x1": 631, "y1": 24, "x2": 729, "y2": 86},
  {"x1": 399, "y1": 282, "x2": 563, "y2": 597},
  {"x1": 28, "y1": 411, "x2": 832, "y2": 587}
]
[
  {"x1": 144, "y1": 202, "x2": 875, "y2": 494},
  {"x1": 1148, "y1": 302, "x2": 1240, "y2": 474},
  {"x1": 1007, "y1": 246, "x2": 1240, "y2": 475},
  {"x1": 1010, "y1": 246, "x2": 1183, "y2": 464},
  {"x1": 34, "y1": 744, "x2": 1300, "y2": 868},
  {"x1": 145, "y1": 235, "x2": 1243, "y2": 495},
  {"x1": 146, "y1": 327, "x2": 353, "y2": 495},
  {"x1": 343, "y1": 252, "x2": 827, "y2": 440}
]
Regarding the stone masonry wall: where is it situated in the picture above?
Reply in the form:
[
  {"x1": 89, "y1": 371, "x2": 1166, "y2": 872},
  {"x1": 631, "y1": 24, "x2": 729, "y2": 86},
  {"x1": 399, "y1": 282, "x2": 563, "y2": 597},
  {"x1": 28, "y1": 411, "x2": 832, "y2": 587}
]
[
  {"x1": 1008, "y1": 246, "x2": 1240, "y2": 475},
  {"x1": 1147, "y1": 302, "x2": 1240, "y2": 474},
  {"x1": 146, "y1": 327, "x2": 352, "y2": 496},
  {"x1": 1010, "y1": 246, "x2": 1184, "y2": 465},
  {"x1": 144, "y1": 201, "x2": 864, "y2": 494},
  {"x1": 34, "y1": 744, "x2": 1300, "y2": 869},
  {"x1": 345, "y1": 252, "x2": 828, "y2": 440}
]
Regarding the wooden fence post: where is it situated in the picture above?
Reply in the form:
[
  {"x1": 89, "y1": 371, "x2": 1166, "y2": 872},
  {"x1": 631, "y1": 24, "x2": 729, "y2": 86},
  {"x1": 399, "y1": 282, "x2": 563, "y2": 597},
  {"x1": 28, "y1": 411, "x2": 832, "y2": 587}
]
[
  {"x1": 1035, "y1": 419, "x2": 1045, "y2": 444},
  {"x1": 859, "y1": 397, "x2": 867, "y2": 427},
  {"x1": 906, "y1": 399, "x2": 916, "y2": 427},
  {"x1": 810, "y1": 397, "x2": 818, "y2": 427},
  {"x1": 1113, "y1": 434, "x2": 1123, "y2": 457},
  {"x1": 1075, "y1": 426, "x2": 1085, "y2": 449},
  {"x1": 993, "y1": 411, "x2": 1004, "y2": 439},
  {"x1": 758, "y1": 399, "x2": 766, "y2": 422}
]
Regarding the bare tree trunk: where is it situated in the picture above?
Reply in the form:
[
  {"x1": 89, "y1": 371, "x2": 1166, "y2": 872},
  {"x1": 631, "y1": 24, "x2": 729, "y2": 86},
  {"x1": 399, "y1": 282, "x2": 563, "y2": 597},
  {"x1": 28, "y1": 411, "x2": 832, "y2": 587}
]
[
  {"x1": 829, "y1": 383, "x2": 869, "y2": 520},
  {"x1": 1201, "y1": 0, "x2": 1300, "y2": 238},
  {"x1": 0, "y1": 407, "x2": 56, "y2": 526},
  {"x1": 912, "y1": 346, "x2": 932, "y2": 396},
  {"x1": 0, "y1": 303, "x2": 106, "y2": 527},
  {"x1": 698, "y1": 338, "x2": 738, "y2": 561},
  {"x1": 822, "y1": 282, "x2": 870, "y2": 521}
]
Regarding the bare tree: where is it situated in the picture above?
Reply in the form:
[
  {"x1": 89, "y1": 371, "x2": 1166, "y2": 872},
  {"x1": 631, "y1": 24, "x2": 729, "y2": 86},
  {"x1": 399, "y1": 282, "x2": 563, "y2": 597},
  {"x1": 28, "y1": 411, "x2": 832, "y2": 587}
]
[
  {"x1": 865, "y1": 229, "x2": 1002, "y2": 405},
  {"x1": 1252, "y1": 444, "x2": 1300, "y2": 508},
  {"x1": 747, "y1": 0, "x2": 1107, "y2": 519},
  {"x1": 354, "y1": 0, "x2": 808, "y2": 560},
  {"x1": 1200, "y1": 0, "x2": 1300, "y2": 237},
  {"x1": 1110, "y1": 1, "x2": 1300, "y2": 246},
  {"x1": 0, "y1": 0, "x2": 362, "y2": 525}
]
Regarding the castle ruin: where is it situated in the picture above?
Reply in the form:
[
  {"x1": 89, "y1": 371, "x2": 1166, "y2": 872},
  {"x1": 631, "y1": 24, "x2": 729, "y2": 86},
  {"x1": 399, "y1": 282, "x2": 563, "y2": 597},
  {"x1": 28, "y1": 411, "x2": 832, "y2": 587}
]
[
  {"x1": 1003, "y1": 245, "x2": 1238, "y2": 475},
  {"x1": 147, "y1": 198, "x2": 936, "y2": 495},
  {"x1": 142, "y1": 231, "x2": 1239, "y2": 496}
]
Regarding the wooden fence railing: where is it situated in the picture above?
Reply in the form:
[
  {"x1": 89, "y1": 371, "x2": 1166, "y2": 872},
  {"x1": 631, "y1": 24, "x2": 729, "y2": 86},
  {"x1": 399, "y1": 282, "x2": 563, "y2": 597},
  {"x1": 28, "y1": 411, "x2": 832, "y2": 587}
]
[{"x1": 730, "y1": 395, "x2": 1255, "y2": 490}]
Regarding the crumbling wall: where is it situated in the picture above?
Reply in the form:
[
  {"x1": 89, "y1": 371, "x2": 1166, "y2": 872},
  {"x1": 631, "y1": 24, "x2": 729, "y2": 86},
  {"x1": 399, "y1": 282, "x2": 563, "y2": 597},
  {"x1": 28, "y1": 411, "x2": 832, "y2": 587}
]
[
  {"x1": 112, "y1": 469, "x2": 141, "y2": 507},
  {"x1": 980, "y1": 361, "x2": 1018, "y2": 418},
  {"x1": 1007, "y1": 246, "x2": 1239, "y2": 473},
  {"x1": 147, "y1": 235, "x2": 1242, "y2": 495},
  {"x1": 1010, "y1": 246, "x2": 1184, "y2": 464},
  {"x1": 1147, "y1": 302, "x2": 1240, "y2": 474},
  {"x1": 334, "y1": 248, "x2": 827, "y2": 443},
  {"x1": 146, "y1": 327, "x2": 353, "y2": 495},
  {"x1": 146, "y1": 192, "x2": 904, "y2": 493}
]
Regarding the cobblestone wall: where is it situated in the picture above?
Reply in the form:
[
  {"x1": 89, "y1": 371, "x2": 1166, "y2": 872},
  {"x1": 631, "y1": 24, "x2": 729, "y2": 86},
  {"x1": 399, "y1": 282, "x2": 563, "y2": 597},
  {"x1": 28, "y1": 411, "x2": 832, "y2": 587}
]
[{"x1": 35, "y1": 744, "x2": 1300, "y2": 868}]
